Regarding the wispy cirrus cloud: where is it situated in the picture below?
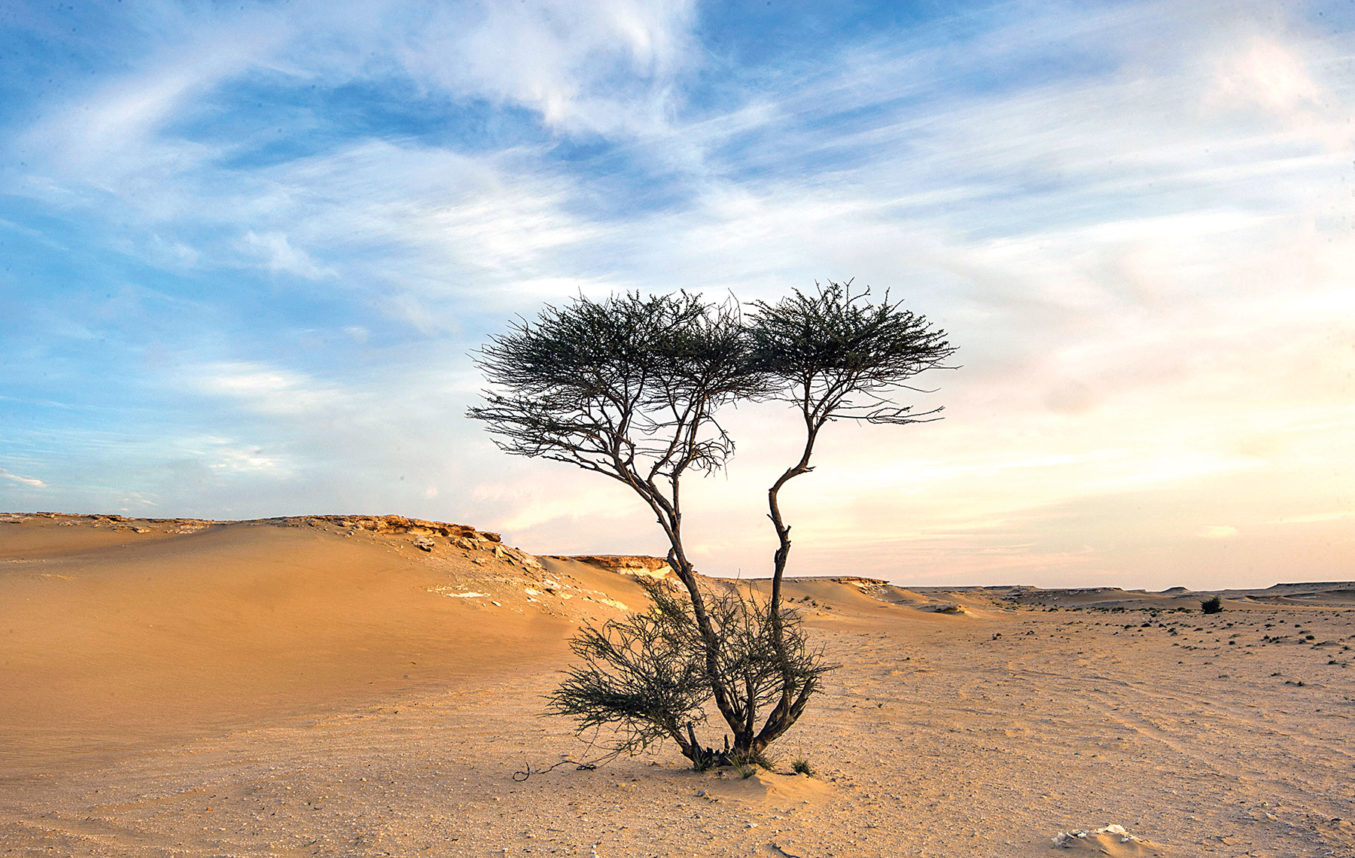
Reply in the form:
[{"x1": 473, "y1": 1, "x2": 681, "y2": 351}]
[
  {"x1": 191, "y1": 362, "x2": 350, "y2": 417},
  {"x1": 396, "y1": 0, "x2": 698, "y2": 136},
  {"x1": 0, "y1": 468, "x2": 46, "y2": 489},
  {"x1": 235, "y1": 232, "x2": 335, "y2": 281},
  {"x1": 2, "y1": 0, "x2": 1351, "y2": 586}
]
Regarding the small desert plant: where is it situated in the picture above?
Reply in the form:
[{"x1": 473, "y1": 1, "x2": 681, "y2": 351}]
[
  {"x1": 1201, "y1": 596, "x2": 1223, "y2": 614},
  {"x1": 791, "y1": 758, "x2": 815, "y2": 777},
  {"x1": 732, "y1": 748, "x2": 776, "y2": 771}
]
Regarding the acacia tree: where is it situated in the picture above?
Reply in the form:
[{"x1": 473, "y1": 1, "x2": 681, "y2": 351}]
[
  {"x1": 745, "y1": 281, "x2": 957, "y2": 751},
  {"x1": 467, "y1": 283, "x2": 955, "y2": 767}
]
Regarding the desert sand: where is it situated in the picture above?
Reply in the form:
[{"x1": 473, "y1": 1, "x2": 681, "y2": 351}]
[{"x1": 1, "y1": 512, "x2": 1352, "y2": 857}]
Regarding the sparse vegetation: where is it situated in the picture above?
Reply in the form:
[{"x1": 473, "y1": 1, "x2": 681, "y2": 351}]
[
  {"x1": 792, "y1": 758, "x2": 816, "y2": 777},
  {"x1": 548, "y1": 579, "x2": 831, "y2": 769},
  {"x1": 739, "y1": 748, "x2": 777, "y2": 771},
  {"x1": 1201, "y1": 596, "x2": 1223, "y2": 614}
]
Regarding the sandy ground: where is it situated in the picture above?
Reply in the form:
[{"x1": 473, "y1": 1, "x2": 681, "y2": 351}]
[{"x1": 1, "y1": 513, "x2": 1353, "y2": 857}]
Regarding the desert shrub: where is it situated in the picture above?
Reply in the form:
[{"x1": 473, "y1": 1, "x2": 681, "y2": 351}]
[
  {"x1": 1201, "y1": 596, "x2": 1223, "y2": 614},
  {"x1": 792, "y1": 758, "x2": 816, "y2": 777},
  {"x1": 548, "y1": 580, "x2": 834, "y2": 769}
]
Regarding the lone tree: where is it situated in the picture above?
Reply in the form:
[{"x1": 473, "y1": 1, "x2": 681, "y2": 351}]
[{"x1": 468, "y1": 281, "x2": 955, "y2": 768}]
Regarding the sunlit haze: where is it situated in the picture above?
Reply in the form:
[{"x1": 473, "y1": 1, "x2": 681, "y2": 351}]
[{"x1": 2, "y1": 1, "x2": 1351, "y2": 590}]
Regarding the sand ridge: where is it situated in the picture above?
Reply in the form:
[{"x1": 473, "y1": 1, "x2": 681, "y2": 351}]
[{"x1": 0, "y1": 513, "x2": 645, "y2": 772}]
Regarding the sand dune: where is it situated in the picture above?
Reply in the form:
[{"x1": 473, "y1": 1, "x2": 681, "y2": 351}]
[
  {"x1": 0, "y1": 514, "x2": 639, "y2": 770},
  {"x1": 2, "y1": 513, "x2": 1353, "y2": 856}
]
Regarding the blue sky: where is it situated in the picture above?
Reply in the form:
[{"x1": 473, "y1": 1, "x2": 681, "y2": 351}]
[{"x1": 2, "y1": 0, "x2": 1352, "y2": 589}]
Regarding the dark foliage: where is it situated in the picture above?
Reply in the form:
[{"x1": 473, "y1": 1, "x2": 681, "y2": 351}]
[
  {"x1": 548, "y1": 581, "x2": 833, "y2": 768},
  {"x1": 547, "y1": 581, "x2": 710, "y2": 757},
  {"x1": 469, "y1": 291, "x2": 762, "y2": 484},
  {"x1": 747, "y1": 280, "x2": 957, "y2": 427},
  {"x1": 1201, "y1": 595, "x2": 1223, "y2": 614}
]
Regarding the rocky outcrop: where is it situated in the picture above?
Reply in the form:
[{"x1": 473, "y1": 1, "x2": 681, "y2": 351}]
[
  {"x1": 551, "y1": 555, "x2": 673, "y2": 579},
  {"x1": 292, "y1": 514, "x2": 546, "y2": 564},
  {"x1": 2, "y1": 512, "x2": 215, "y2": 533},
  {"x1": 304, "y1": 514, "x2": 501, "y2": 543},
  {"x1": 829, "y1": 576, "x2": 891, "y2": 588}
]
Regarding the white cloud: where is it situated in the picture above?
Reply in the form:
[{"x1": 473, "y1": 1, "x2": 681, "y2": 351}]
[
  {"x1": 1211, "y1": 36, "x2": 1323, "y2": 115},
  {"x1": 0, "y1": 468, "x2": 46, "y2": 489},
  {"x1": 192, "y1": 361, "x2": 349, "y2": 416},
  {"x1": 397, "y1": 0, "x2": 698, "y2": 137},
  {"x1": 117, "y1": 490, "x2": 159, "y2": 512},
  {"x1": 206, "y1": 444, "x2": 292, "y2": 477},
  {"x1": 198, "y1": 139, "x2": 617, "y2": 318},
  {"x1": 11, "y1": 8, "x2": 293, "y2": 216},
  {"x1": 237, "y1": 231, "x2": 335, "y2": 280}
]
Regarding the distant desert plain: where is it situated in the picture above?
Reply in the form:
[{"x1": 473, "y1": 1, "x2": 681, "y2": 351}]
[{"x1": 1, "y1": 512, "x2": 1352, "y2": 857}]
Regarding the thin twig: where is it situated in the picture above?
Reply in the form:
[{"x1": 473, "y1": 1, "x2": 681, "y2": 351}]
[{"x1": 511, "y1": 748, "x2": 623, "y2": 782}]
